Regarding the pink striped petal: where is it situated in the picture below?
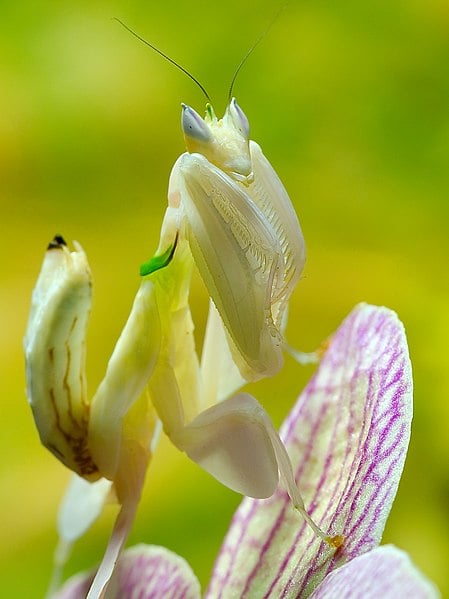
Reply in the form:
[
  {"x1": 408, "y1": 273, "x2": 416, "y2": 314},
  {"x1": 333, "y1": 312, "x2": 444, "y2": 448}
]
[
  {"x1": 207, "y1": 304, "x2": 413, "y2": 598},
  {"x1": 310, "y1": 545, "x2": 440, "y2": 598},
  {"x1": 54, "y1": 544, "x2": 201, "y2": 599}
]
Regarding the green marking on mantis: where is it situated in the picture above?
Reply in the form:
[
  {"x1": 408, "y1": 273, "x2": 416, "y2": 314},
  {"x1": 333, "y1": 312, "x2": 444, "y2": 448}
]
[
  {"x1": 139, "y1": 235, "x2": 178, "y2": 277},
  {"x1": 206, "y1": 103, "x2": 216, "y2": 120}
]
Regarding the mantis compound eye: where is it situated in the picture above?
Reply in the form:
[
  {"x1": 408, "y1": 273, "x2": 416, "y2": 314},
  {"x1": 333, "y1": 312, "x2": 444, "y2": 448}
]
[
  {"x1": 181, "y1": 104, "x2": 212, "y2": 142},
  {"x1": 228, "y1": 97, "x2": 250, "y2": 139}
]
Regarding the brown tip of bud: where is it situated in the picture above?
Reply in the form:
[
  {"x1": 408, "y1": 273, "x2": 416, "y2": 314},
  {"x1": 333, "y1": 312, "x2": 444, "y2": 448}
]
[{"x1": 47, "y1": 235, "x2": 67, "y2": 250}]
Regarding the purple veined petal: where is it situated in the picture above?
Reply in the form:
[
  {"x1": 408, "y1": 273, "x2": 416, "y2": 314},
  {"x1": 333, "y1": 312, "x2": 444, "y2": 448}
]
[
  {"x1": 207, "y1": 303, "x2": 413, "y2": 598},
  {"x1": 310, "y1": 545, "x2": 440, "y2": 599},
  {"x1": 53, "y1": 571, "x2": 92, "y2": 599},
  {"x1": 54, "y1": 544, "x2": 201, "y2": 599}
]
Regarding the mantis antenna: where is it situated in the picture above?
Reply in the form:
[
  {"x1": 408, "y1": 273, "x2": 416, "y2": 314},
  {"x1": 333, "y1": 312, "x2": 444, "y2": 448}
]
[
  {"x1": 112, "y1": 17, "x2": 211, "y2": 103},
  {"x1": 227, "y1": 2, "x2": 288, "y2": 102}
]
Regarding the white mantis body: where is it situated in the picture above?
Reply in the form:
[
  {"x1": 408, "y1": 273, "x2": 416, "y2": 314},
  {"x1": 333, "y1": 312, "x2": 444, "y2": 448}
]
[
  {"x1": 24, "y1": 37, "x2": 341, "y2": 599},
  {"x1": 146, "y1": 98, "x2": 310, "y2": 499}
]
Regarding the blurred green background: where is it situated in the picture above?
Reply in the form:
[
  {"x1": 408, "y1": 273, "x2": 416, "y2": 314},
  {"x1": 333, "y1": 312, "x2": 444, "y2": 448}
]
[{"x1": 1, "y1": 1, "x2": 448, "y2": 596}]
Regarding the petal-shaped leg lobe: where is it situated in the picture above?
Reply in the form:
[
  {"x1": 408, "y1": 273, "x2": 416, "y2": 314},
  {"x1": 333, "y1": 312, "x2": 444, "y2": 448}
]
[{"x1": 172, "y1": 393, "x2": 280, "y2": 498}]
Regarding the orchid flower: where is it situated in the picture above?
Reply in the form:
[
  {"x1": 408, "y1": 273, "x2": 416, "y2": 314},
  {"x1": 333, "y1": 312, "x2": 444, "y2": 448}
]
[{"x1": 54, "y1": 304, "x2": 439, "y2": 599}]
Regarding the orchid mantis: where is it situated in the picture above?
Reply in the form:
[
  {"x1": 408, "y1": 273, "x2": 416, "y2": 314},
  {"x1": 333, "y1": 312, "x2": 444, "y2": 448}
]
[
  {"x1": 145, "y1": 98, "x2": 317, "y2": 507},
  {"x1": 24, "y1": 28, "x2": 341, "y2": 599}
]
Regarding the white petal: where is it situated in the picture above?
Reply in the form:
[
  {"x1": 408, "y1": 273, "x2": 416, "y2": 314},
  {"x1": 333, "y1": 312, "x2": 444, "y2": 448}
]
[
  {"x1": 46, "y1": 476, "x2": 113, "y2": 597},
  {"x1": 58, "y1": 475, "x2": 112, "y2": 543}
]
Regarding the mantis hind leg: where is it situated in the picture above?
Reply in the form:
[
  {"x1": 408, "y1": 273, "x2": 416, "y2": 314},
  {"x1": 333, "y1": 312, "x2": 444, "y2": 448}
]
[{"x1": 171, "y1": 392, "x2": 342, "y2": 546}]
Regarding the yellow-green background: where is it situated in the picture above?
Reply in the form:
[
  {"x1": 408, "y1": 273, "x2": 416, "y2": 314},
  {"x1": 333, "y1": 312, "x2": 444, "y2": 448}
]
[{"x1": 1, "y1": 1, "x2": 448, "y2": 596}]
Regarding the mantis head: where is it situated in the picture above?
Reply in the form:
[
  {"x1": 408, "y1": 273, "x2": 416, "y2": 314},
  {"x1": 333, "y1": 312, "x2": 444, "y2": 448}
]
[{"x1": 181, "y1": 98, "x2": 253, "y2": 184}]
